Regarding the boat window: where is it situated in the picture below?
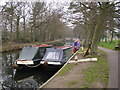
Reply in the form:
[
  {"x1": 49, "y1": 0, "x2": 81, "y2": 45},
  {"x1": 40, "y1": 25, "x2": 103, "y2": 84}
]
[
  {"x1": 40, "y1": 48, "x2": 46, "y2": 58},
  {"x1": 46, "y1": 52, "x2": 61, "y2": 60},
  {"x1": 64, "y1": 49, "x2": 72, "y2": 59},
  {"x1": 63, "y1": 52, "x2": 66, "y2": 58}
]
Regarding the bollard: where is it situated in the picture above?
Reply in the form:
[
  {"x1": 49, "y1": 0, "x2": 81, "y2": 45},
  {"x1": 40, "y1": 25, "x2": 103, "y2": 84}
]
[{"x1": 75, "y1": 55, "x2": 78, "y2": 64}]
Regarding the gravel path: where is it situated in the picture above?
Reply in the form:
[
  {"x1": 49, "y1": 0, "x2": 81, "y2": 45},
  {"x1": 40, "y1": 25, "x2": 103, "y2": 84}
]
[{"x1": 98, "y1": 47, "x2": 119, "y2": 88}]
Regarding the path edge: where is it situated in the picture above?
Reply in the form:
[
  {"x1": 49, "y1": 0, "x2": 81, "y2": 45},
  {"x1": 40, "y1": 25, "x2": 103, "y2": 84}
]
[{"x1": 38, "y1": 50, "x2": 79, "y2": 89}]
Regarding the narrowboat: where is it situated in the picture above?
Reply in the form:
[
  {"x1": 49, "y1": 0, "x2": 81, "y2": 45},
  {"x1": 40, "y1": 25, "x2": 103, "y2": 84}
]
[
  {"x1": 13, "y1": 44, "x2": 51, "y2": 69},
  {"x1": 40, "y1": 46, "x2": 72, "y2": 70}
]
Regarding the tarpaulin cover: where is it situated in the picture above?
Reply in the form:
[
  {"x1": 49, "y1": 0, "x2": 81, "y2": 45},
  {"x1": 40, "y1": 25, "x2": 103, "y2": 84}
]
[
  {"x1": 18, "y1": 46, "x2": 40, "y2": 61},
  {"x1": 42, "y1": 48, "x2": 66, "y2": 62}
]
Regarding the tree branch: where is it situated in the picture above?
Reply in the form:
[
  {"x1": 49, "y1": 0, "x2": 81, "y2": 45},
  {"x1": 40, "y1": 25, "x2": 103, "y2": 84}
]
[{"x1": 80, "y1": 2, "x2": 93, "y2": 10}]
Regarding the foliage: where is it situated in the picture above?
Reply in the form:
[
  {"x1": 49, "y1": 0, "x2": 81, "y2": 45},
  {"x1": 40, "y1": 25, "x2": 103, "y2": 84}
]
[
  {"x1": 1, "y1": 2, "x2": 73, "y2": 43},
  {"x1": 68, "y1": 1, "x2": 119, "y2": 54},
  {"x1": 99, "y1": 40, "x2": 120, "y2": 50},
  {"x1": 1, "y1": 1, "x2": 119, "y2": 55}
]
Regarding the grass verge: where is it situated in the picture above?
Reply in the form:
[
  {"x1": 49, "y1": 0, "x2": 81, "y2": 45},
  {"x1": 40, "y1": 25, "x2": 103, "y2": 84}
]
[
  {"x1": 83, "y1": 50, "x2": 109, "y2": 88},
  {"x1": 68, "y1": 81, "x2": 78, "y2": 86},
  {"x1": 58, "y1": 64, "x2": 75, "y2": 76},
  {"x1": 99, "y1": 39, "x2": 120, "y2": 51},
  {"x1": 57, "y1": 49, "x2": 83, "y2": 76}
]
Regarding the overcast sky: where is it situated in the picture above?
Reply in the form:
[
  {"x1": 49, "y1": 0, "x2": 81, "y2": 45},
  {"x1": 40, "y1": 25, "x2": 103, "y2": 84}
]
[{"x1": 0, "y1": 0, "x2": 72, "y2": 6}]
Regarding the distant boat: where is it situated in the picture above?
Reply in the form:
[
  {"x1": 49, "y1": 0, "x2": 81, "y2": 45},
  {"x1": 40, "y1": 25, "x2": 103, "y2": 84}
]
[
  {"x1": 40, "y1": 46, "x2": 72, "y2": 70},
  {"x1": 13, "y1": 44, "x2": 51, "y2": 69}
]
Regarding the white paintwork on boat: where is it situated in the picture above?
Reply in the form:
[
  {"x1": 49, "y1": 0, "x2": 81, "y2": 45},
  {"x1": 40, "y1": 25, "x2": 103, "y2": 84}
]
[
  {"x1": 17, "y1": 60, "x2": 34, "y2": 65},
  {"x1": 40, "y1": 61, "x2": 61, "y2": 65}
]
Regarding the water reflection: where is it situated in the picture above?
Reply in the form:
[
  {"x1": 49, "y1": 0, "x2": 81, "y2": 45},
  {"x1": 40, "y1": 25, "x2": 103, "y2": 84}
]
[{"x1": 1, "y1": 51, "x2": 58, "y2": 89}]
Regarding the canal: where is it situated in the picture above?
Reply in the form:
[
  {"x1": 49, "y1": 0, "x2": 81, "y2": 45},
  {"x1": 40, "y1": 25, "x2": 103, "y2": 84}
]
[{"x1": 1, "y1": 51, "x2": 59, "y2": 89}]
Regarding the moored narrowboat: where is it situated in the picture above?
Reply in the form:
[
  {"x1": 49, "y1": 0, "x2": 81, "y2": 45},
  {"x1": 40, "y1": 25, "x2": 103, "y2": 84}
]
[
  {"x1": 40, "y1": 46, "x2": 72, "y2": 70},
  {"x1": 13, "y1": 44, "x2": 51, "y2": 69}
]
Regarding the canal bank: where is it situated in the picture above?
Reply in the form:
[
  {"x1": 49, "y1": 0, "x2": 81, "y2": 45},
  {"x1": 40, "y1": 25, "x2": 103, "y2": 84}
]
[
  {"x1": 39, "y1": 50, "x2": 109, "y2": 88},
  {"x1": 1, "y1": 40, "x2": 64, "y2": 53}
]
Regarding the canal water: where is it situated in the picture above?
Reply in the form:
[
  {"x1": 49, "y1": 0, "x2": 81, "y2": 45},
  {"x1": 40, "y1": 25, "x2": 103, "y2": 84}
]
[{"x1": 1, "y1": 51, "x2": 59, "y2": 89}]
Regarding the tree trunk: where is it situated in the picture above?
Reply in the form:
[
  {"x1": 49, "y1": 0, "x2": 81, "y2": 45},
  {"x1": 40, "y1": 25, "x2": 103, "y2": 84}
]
[
  {"x1": 10, "y1": 2, "x2": 14, "y2": 42},
  {"x1": 10, "y1": 16, "x2": 13, "y2": 41},
  {"x1": 91, "y1": 3, "x2": 108, "y2": 55},
  {"x1": 110, "y1": 31, "x2": 114, "y2": 43},
  {"x1": 85, "y1": 9, "x2": 97, "y2": 47},
  {"x1": 16, "y1": 16, "x2": 20, "y2": 41},
  {"x1": 2, "y1": 21, "x2": 8, "y2": 42},
  {"x1": 23, "y1": 16, "x2": 26, "y2": 39},
  {"x1": 30, "y1": 27, "x2": 33, "y2": 42}
]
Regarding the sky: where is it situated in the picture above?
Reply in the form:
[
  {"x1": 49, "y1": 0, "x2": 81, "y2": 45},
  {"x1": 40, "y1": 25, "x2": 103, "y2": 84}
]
[
  {"x1": 0, "y1": 0, "x2": 73, "y2": 27},
  {"x1": 0, "y1": 0, "x2": 72, "y2": 6}
]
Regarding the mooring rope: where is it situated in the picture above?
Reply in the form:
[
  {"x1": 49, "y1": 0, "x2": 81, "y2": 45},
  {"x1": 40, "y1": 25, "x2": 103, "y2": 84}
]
[{"x1": 24, "y1": 62, "x2": 41, "y2": 68}]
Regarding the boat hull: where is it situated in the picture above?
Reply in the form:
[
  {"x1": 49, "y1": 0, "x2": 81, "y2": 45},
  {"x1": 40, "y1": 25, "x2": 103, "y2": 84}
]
[
  {"x1": 41, "y1": 64, "x2": 63, "y2": 71},
  {"x1": 13, "y1": 60, "x2": 41, "y2": 70}
]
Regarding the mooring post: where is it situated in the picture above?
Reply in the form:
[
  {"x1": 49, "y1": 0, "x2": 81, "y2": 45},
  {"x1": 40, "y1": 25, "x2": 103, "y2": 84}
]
[
  {"x1": 81, "y1": 46, "x2": 84, "y2": 52},
  {"x1": 75, "y1": 55, "x2": 78, "y2": 64}
]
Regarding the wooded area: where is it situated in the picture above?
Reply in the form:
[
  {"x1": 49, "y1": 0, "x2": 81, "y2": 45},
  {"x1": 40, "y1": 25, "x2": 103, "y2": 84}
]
[
  {"x1": 1, "y1": 2, "x2": 73, "y2": 43},
  {"x1": 1, "y1": 1, "x2": 120, "y2": 55},
  {"x1": 68, "y1": 1, "x2": 119, "y2": 54}
]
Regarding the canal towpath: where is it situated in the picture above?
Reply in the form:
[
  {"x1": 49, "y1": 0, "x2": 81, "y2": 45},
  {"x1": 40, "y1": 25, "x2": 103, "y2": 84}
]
[
  {"x1": 98, "y1": 47, "x2": 119, "y2": 88},
  {"x1": 39, "y1": 52, "x2": 106, "y2": 88},
  {"x1": 39, "y1": 47, "x2": 119, "y2": 88},
  {"x1": 40, "y1": 53, "x2": 90, "y2": 88}
]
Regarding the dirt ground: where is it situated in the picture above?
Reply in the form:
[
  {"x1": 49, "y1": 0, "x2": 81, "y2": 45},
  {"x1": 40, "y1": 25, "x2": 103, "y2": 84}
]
[
  {"x1": 43, "y1": 62, "x2": 93, "y2": 88},
  {"x1": 42, "y1": 53, "x2": 97, "y2": 88}
]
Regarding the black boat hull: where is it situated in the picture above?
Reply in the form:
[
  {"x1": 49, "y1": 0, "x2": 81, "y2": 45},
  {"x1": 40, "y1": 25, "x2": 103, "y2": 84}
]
[{"x1": 41, "y1": 64, "x2": 63, "y2": 71}]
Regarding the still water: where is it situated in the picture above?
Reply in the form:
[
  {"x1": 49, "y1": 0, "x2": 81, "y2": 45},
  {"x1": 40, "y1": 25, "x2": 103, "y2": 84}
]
[{"x1": 1, "y1": 51, "x2": 58, "y2": 89}]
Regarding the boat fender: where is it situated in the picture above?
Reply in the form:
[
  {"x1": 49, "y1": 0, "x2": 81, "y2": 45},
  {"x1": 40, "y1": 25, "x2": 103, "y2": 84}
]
[
  {"x1": 13, "y1": 64, "x2": 19, "y2": 69},
  {"x1": 44, "y1": 61, "x2": 48, "y2": 66}
]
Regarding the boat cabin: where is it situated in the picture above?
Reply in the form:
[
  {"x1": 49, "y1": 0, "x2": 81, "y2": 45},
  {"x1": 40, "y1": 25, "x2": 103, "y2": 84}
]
[
  {"x1": 15, "y1": 45, "x2": 51, "y2": 66},
  {"x1": 40, "y1": 46, "x2": 72, "y2": 66}
]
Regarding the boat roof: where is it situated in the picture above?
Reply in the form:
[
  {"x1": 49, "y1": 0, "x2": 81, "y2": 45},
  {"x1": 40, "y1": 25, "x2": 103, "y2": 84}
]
[
  {"x1": 18, "y1": 46, "x2": 39, "y2": 60},
  {"x1": 56, "y1": 46, "x2": 71, "y2": 50},
  {"x1": 17, "y1": 45, "x2": 51, "y2": 61},
  {"x1": 42, "y1": 48, "x2": 64, "y2": 62},
  {"x1": 32, "y1": 44, "x2": 51, "y2": 47},
  {"x1": 42, "y1": 46, "x2": 72, "y2": 62}
]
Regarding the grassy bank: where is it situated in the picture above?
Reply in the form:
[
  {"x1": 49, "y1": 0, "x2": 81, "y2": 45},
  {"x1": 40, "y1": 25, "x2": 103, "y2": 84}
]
[
  {"x1": 41, "y1": 48, "x2": 108, "y2": 88},
  {"x1": 57, "y1": 50, "x2": 108, "y2": 88},
  {"x1": 58, "y1": 64, "x2": 75, "y2": 76},
  {"x1": 99, "y1": 39, "x2": 120, "y2": 50},
  {"x1": 83, "y1": 50, "x2": 109, "y2": 88},
  {"x1": 1, "y1": 40, "x2": 65, "y2": 53}
]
